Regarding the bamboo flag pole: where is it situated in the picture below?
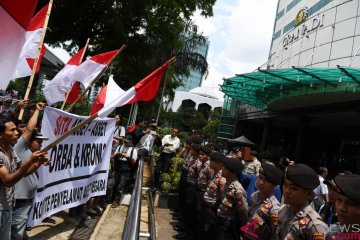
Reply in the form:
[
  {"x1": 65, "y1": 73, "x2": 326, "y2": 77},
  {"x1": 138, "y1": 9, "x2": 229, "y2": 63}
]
[
  {"x1": 18, "y1": 0, "x2": 54, "y2": 120},
  {"x1": 65, "y1": 44, "x2": 127, "y2": 113},
  {"x1": 41, "y1": 56, "x2": 176, "y2": 153},
  {"x1": 60, "y1": 38, "x2": 90, "y2": 110},
  {"x1": 126, "y1": 103, "x2": 135, "y2": 127}
]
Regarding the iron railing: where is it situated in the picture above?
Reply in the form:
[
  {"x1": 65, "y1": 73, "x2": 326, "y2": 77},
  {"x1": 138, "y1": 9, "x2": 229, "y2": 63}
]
[{"x1": 122, "y1": 157, "x2": 156, "y2": 240}]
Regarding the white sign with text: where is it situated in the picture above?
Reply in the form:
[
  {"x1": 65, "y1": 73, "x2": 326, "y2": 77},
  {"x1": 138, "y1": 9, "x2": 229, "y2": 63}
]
[{"x1": 28, "y1": 107, "x2": 115, "y2": 226}]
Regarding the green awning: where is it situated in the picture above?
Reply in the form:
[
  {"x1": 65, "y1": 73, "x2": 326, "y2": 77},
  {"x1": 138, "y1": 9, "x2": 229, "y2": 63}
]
[{"x1": 220, "y1": 67, "x2": 360, "y2": 108}]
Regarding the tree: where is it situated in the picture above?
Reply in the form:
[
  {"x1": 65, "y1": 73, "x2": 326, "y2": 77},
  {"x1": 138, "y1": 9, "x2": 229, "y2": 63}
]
[
  {"x1": 161, "y1": 106, "x2": 207, "y2": 132},
  {"x1": 203, "y1": 119, "x2": 220, "y2": 144},
  {"x1": 36, "y1": 0, "x2": 216, "y2": 119}
]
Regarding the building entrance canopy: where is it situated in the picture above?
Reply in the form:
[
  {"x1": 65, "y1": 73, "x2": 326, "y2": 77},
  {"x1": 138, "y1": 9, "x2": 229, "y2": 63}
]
[
  {"x1": 220, "y1": 67, "x2": 360, "y2": 109},
  {"x1": 227, "y1": 135, "x2": 256, "y2": 146}
]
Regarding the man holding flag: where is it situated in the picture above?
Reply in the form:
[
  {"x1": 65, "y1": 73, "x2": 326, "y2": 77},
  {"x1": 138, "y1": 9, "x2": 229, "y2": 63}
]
[{"x1": 0, "y1": 112, "x2": 48, "y2": 238}]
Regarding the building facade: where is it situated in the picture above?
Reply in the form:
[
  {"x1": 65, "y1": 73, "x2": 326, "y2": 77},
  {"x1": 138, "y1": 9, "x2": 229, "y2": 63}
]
[
  {"x1": 219, "y1": 0, "x2": 360, "y2": 174},
  {"x1": 269, "y1": 0, "x2": 360, "y2": 69},
  {"x1": 168, "y1": 87, "x2": 223, "y2": 117},
  {"x1": 176, "y1": 36, "x2": 210, "y2": 92}
]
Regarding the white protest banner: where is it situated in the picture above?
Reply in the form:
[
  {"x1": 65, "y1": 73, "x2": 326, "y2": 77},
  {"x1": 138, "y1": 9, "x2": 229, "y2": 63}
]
[{"x1": 28, "y1": 107, "x2": 115, "y2": 226}]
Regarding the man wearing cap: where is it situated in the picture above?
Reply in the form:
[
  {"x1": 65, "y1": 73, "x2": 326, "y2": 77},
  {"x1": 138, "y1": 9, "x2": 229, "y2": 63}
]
[
  {"x1": 11, "y1": 102, "x2": 47, "y2": 240},
  {"x1": 177, "y1": 145, "x2": 212, "y2": 238},
  {"x1": 0, "y1": 96, "x2": 28, "y2": 118},
  {"x1": 245, "y1": 163, "x2": 282, "y2": 240},
  {"x1": 197, "y1": 146, "x2": 214, "y2": 199},
  {"x1": 276, "y1": 164, "x2": 328, "y2": 240},
  {"x1": 154, "y1": 128, "x2": 180, "y2": 188},
  {"x1": 110, "y1": 134, "x2": 138, "y2": 208},
  {"x1": 325, "y1": 174, "x2": 360, "y2": 240},
  {"x1": 200, "y1": 151, "x2": 226, "y2": 240},
  {"x1": 11, "y1": 130, "x2": 49, "y2": 239},
  {"x1": 216, "y1": 157, "x2": 248, "y2": 240},
  {"x1": 0, "y1": 96, "x2": 15, "y2": 115}
]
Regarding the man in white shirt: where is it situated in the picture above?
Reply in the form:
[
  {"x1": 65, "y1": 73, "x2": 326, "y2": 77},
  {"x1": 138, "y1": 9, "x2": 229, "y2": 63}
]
[
  {"x1": 136, "y1": 123, "x2": 161, "y2": 158},
  {"x1": 154, "y1": 128, "x2": 180, "y2": 187},
  {"x1": 313, "y1": 167, "x2": 328, "y2": 212}
]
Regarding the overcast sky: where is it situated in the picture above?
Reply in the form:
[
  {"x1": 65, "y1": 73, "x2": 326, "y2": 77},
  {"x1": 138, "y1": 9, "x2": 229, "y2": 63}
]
[
  {"x1": 48, "y1": 0, "x2": 278, "y2": 99},
  {"x1": 192, "y1": 0, "x2": 278, "y2": 98}
]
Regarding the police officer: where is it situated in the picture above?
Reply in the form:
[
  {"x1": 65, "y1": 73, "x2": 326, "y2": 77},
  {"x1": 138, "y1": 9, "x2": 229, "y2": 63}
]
[
  {"x1": 176, "y1": 145, "x2": 212, "y2": 236},
  {"x1": 200, "y1": 151, "x2": 226, "y2": 240},
  {"x1": 325, "y1": 174, "x2": 360, "y2": 240},
  {"x1": 216, "y1": 157, "x2": 248, "y2": 240},
  {"x1": 184, "y1": 145, "x2": 212, "y2": 239},
  {"x1": 173, "y1": 138, "x2": 192, "y2": 215},
  {"x1": 174, "y1": 139, "x2": 200, "y2": 220},
  {"x1": 196, "y1": 146, "x2": 214, "y2": 213},
  {"x1": 245, "y1": 163, "x2": 282, "y2": 240},
  {"x1": 319, "y1": 178, "x2": 337, "y2": 226},
  {"x1": 276, "y1": 164, "x2": 328, "y2": 240},
  {"x1": 175, "y1": 143, "x2": 201, "y2": 239}
]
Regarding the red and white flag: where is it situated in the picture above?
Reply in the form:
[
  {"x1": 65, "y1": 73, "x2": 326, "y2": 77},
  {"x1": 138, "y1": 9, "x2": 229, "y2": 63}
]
[
  {"x1": 90, "y1": 75, "x2": 125, "y2": 115},
  {"x1": 12, "y1": 4, "x2": 48, "y2": 79},
  {"x1": 0, "y1": 0, "x2": 38, "y2": 90},
  {"x1": 66, "y1": 81, "x2": 82, "y2": 104},
  {"x1": 43, "y1": 46, "x2": 86, "y2": 106},
  {"x1": 97, "y1": 61, "x2": 170, "y2": 117},
  {"x1": 70, "y1": 49, "x2": 119, "y2": 89}
]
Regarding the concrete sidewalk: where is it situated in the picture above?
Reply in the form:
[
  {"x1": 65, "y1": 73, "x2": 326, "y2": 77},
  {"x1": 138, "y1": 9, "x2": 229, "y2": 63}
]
[
  {"x1": 25, "y1": 160, "x2": 177, "y2": 239},
  {"x1": 90, "y1": 204, "x2": 128, "y2": 239},
  {"x1": 155, "y1": 208, "x2": 176, "y2": 240},
  {"x1": 27, "y1": 209, "x2": 83, "y2": 240}
]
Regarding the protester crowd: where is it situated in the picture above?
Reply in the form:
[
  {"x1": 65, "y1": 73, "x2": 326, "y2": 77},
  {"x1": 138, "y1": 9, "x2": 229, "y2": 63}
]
[
  {"x1": 0, "y1": 99, "x2": 50, "y2": 240},
  {"x1": 0, "y1": 97, "x2": 359, "y2": 240}
]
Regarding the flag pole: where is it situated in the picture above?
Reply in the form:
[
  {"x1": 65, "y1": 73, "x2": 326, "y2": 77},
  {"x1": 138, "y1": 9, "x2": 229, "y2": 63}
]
[
  {"x1": 65, "y1": 67, "x2": 106, "y2": 113},
  {"x1": 65, "y1": 44, "x2": 127, "y2": 113},
  {"x1": 155, "y1": 70, "x2": 169, "y2": 123},
  {"x1": 156, "y1": 57, "x2": 176, "y2": 123},
  {"x1": 18, "y1": 0, "x2": 54, "y2": 120},
  {"x1": 127, "y1": 103, "x2": 134, "y2": 127},
  {"x1": 41, "y1": 57, "x2": 175, "y2": 152},
  {"x1": 61, "y1": 38, "x2": 90, "y2": 110}
]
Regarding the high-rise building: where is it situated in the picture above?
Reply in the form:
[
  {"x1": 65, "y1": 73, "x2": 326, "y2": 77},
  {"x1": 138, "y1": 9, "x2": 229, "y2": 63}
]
[
  {"x1": 176, "y1": 35, "x2": 210, "y2": 92},
  {"x1": 219, "y1": 0, "x2": 360, "y2": 174}
]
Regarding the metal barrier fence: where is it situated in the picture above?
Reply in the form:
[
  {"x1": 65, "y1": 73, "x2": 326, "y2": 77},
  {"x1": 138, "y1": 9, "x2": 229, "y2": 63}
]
[
  {"x1": 147, "y1": 189, "x2": 156, "y2": 240},
  {"x1": 122, "y1": 156, "x2": 156, "y2": 240}
]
